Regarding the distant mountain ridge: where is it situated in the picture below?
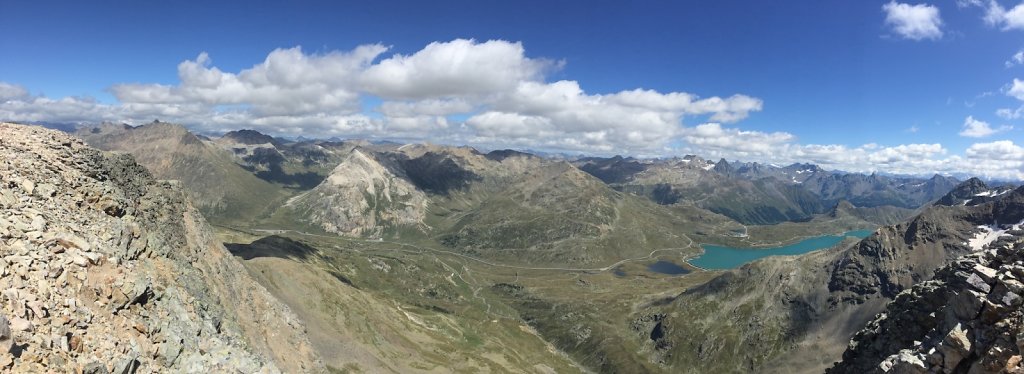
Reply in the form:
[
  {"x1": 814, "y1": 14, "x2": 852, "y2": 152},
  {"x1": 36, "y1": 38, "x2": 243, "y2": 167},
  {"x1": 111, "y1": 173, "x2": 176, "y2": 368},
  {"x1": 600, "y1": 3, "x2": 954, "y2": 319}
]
[
  {"x1": 573, "y1": 156, "x2": 958, "y2": 224},
  {"x1": 70, "y1": 123, "x2": 951, "y2": 249}
]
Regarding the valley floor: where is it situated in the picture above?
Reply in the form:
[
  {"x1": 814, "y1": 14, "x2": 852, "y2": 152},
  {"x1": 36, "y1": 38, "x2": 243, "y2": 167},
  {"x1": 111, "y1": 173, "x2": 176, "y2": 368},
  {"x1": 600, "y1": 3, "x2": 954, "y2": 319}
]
[{"x1": 213, "y1": 219, "x2": 865, "y2": 373}]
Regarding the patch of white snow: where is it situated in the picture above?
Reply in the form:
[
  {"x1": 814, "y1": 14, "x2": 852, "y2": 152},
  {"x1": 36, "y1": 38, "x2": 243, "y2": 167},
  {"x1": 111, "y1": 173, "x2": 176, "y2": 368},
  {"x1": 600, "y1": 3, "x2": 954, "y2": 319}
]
[{"x1": 967, "y1": 219, "x2": 1024, "y2": 251}]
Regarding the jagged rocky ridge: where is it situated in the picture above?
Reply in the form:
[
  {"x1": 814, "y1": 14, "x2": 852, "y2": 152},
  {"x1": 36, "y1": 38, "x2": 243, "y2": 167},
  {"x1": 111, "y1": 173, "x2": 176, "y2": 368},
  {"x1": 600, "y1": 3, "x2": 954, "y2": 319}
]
[
  {"x1": 830, "y1": 202, "x2": 1024, "y2": 373},
  {"x1": 934, "y1": 177, "x2": 1015, "y2": 208},
  {"x1": 0, "y1": 123, "x2": 322, "y2": 372}
]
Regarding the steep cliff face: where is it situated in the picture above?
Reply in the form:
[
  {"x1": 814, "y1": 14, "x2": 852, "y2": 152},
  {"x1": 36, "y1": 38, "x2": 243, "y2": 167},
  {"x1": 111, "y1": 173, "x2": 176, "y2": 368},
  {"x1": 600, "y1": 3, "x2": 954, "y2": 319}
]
[{"x1": 0, "y1": 123, "x2": 322, "y2": 372}]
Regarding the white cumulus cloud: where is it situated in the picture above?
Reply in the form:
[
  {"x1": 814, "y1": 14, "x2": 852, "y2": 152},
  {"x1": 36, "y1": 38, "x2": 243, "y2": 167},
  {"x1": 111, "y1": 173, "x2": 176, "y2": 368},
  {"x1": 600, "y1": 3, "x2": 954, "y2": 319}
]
[
  {"x1": 111, "y1": 45, "x2": 386, "y2": 117},
  {"x1": 361, "y1": 39, "x2": 556, "y2": 100},
  {"x1": 959, "y1": 115, "x2": 1012, "y2": 137},
  {"x1": 1007, "y1": 50, "x2": 1024, "y2": 67},
  {"x1": 883, "y1": 2, "x2": 944, "y2": 40},
  {"x1": 981, "y1": 0, "x2": 1024, "y2": 30},
  {"x1": 1008, "y1": 78, "x2": 1024, "y2": 100},
  {"x1": 680, "y1": 123, "x2": 794, "y2": 157},
  {"x1": 0, "y1": 39, "x2": 766, "y2": 154}
]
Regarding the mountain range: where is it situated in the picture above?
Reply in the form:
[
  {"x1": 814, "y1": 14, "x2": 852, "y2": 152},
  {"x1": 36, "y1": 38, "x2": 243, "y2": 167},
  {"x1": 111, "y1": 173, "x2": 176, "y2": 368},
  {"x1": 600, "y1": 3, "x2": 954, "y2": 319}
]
[{"x1": 0, "y1": 120, "x2": 1012, "y2": 373}]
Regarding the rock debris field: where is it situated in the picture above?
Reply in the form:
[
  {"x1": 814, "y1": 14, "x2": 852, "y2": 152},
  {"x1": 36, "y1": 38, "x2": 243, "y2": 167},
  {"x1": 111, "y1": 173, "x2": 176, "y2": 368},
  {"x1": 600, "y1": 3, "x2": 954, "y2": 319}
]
[{"x1": 0, "y1": 123, "x2": 323, "y2": 373}]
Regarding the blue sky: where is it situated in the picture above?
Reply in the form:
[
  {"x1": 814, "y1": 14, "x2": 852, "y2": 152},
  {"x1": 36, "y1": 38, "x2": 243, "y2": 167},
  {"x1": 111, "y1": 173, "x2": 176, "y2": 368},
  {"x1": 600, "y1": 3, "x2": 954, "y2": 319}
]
[{"x1": 2, "y1": 1, "x2": 1024, "y2": 179}]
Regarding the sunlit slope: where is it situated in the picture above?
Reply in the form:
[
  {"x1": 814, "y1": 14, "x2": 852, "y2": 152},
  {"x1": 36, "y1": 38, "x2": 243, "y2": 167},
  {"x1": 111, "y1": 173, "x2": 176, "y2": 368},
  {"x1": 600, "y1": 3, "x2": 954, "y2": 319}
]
[
  {"x1": 223, "y1": 234, "x2": 586, "y2": 373},
  {"x1": 270, "y1": 145, "x2": 743, "y2": 266}
]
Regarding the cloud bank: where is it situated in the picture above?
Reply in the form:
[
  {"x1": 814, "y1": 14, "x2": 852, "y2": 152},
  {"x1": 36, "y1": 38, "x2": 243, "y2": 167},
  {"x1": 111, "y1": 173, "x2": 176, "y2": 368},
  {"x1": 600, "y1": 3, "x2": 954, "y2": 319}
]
[{"x1": 1, "y1": 39, "x2": 1023, "y2": 180}]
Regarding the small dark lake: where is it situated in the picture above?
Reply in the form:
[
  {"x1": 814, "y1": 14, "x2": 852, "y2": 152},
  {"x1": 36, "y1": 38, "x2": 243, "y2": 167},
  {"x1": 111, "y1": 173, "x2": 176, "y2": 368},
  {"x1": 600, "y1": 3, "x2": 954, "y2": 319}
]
[{"x1": 646, "y1": 260, "x2": 690, "y2": 275}]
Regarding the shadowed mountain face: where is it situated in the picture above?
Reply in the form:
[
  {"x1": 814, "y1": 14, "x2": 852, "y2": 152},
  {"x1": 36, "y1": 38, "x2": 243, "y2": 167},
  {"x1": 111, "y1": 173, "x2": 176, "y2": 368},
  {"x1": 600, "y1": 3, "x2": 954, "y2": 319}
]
[
  {"x1": 225, "y1": 235, "x2": 317, "y2": 260},
  {"x1": 238, "y1": 147, "x2": 326, "y2": 189},
  {"x1": 485, "y1": 149, "x2": 536, "y2": 162},
  {"x1": 215, "y1": 130, "x2": 353, "y2": 189},
  {"x1": 628, "y1": 182, "x2": 1024, "y2": 373},
  {"x1": 386, "y1": 152, "x2": 481, "y2": 195},
  {"x1": 221, "y1": 129, "x2": 277, "y2": 145},
  {"x1": 576, "y1": 155, "x2": 648, "y2": 184},
  {"x1": 578, "y1": 157, "x2": 830, "y2": 224},
  {"x1": 800, "y1": 173, "x2": 958, "y2": 209}
]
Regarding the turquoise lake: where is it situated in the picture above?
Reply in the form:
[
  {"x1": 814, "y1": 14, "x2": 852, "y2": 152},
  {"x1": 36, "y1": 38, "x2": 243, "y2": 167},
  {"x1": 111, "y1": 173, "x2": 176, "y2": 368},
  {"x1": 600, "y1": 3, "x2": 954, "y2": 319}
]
[{"x1": 690, "y1": 229, "x2": 875, "y2": 270}]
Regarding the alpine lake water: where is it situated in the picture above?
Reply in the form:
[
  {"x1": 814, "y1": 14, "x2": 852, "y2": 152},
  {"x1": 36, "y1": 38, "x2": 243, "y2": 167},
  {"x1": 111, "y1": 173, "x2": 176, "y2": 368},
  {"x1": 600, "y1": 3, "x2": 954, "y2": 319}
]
[
  {"x1": 646, "y1": 260, "x2": 690, "y2": 275},
  {"x1": 688, "y1": 229, "x2": 875, "y2": 270}
]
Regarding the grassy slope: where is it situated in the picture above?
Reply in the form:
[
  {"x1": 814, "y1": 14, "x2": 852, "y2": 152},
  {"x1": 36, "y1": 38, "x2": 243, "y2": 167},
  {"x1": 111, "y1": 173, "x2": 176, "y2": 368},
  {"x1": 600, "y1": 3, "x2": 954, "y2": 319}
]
[{"x1": 218, "y1": 229, "x2": 585, "y2": 373}]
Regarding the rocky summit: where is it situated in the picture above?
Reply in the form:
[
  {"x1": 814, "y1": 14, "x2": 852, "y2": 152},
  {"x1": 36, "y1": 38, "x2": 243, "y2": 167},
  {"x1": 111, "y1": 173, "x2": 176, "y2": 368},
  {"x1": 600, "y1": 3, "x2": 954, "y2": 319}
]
[
  {"x1": 830, "y1": 229, "x2": 1024, "y2": 373},
  {"x1": 0, "y1": 123, "x2": 322, "y2": 372}
]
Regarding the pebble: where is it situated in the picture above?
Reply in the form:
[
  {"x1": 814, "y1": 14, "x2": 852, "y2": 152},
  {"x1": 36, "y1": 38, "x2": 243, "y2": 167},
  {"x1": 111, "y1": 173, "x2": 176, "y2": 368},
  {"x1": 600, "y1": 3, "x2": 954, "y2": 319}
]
[
  {"x1": 0, "y1": 315, "x2": 12, "y2": 352},
  {"x1": 9, "y1": 317, "x2": 32, "y2": 332}
]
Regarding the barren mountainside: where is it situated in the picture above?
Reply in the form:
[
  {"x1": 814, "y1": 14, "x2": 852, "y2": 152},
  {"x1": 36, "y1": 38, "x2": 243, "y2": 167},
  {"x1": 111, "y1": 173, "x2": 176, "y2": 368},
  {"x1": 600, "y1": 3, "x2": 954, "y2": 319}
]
[
  {"x1": 285, "y1": 148, "x2": 429, "y2": 237},
  {"x1": 0, "y1": 123, "x2": 322, "y2": 372}
]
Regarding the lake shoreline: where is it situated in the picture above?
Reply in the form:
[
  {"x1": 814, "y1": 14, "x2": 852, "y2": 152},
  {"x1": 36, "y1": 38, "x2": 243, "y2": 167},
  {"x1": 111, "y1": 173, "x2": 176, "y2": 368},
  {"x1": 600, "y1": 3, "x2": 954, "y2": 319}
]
[{"x1": 688, "y1": 229, "x2": 876, "y2": 270}]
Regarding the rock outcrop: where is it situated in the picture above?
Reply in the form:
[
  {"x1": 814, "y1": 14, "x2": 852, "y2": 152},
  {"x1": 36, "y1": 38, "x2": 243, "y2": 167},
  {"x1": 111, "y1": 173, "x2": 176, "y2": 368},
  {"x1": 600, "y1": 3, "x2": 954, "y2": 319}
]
[
  {"x1": 830, "y1": 230, "x2": 1024, "y2": 373},
  {"x1": 0, "y1": 123, "x2": 323, "y2": 372}
]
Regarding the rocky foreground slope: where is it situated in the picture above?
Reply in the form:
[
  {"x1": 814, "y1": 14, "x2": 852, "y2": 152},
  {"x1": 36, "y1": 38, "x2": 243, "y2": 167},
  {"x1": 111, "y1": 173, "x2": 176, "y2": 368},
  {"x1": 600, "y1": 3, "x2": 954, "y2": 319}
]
[
  {"x1": 0, "y1": 123, "x2": 322, "y2": 372},
  {"x1": 830, "y1": 224, "x2": 1024, "y2": 373}
]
